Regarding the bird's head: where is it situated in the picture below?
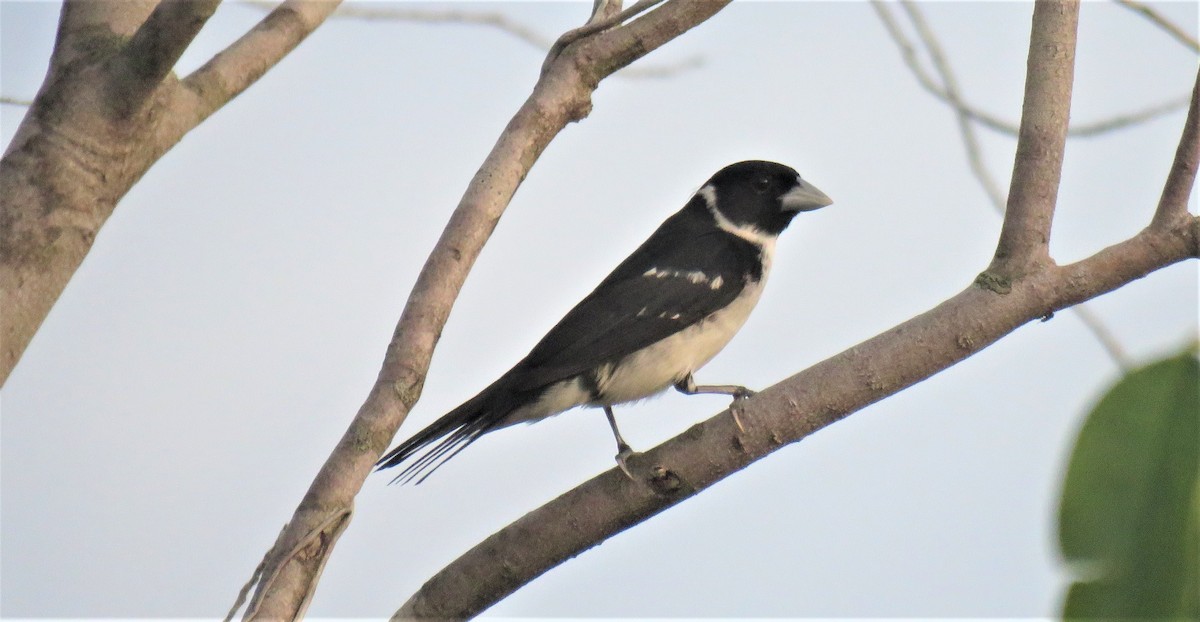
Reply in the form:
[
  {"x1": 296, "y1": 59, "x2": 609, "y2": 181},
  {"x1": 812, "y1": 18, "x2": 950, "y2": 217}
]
[{"x1": 698, "y1": 160, "x2": 832, "y2": 238}]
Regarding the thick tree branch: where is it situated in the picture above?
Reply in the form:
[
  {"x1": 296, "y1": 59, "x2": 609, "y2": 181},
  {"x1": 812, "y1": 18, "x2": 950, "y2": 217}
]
[
  {"x1": 991, "y1": 0, "x2": 1079, "y2": 277},
  {"x1": 1151, "y1": 67, "x2": 1200, "y2": 230},
  {"x1": 111, "y1": 0, "x2": 221, "y2": 112},
  {"x1": 0, "y1": 0, "x2": 336, "y2": 387},
  {"x1": 49, "y1": 1, "x2": 157, "y2": 69},
  {"x1": 235, "y1": 2, "x2": 732, "y2": 619}
]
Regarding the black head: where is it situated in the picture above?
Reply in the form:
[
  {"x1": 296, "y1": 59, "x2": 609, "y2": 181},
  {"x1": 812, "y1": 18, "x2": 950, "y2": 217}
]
[{"x1": 699, "y1": 160, "x2": 832, "y2": 236}]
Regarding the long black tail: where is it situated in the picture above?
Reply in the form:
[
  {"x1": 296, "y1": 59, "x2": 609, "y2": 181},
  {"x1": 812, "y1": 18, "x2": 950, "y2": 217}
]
[{"x1": 374, "y1": 387, "x2": 503, "y2": 484}]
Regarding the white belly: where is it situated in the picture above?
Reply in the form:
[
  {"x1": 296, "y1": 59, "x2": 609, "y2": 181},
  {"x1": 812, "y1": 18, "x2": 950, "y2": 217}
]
[{"x1": 594, "y1": 277, "x2": 766, "y2": 405}]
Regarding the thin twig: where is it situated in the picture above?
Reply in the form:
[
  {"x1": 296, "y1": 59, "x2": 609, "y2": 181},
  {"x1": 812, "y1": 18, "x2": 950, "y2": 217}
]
[
  {"x1": 872, "y1": 1, "x2": 1188, "y2": 138},
  {"x1": 1070, "y1": 305, "x2": 1132, "y2": 370},
  {"x1": 1114, "y1": 0, "x2": 1200, "y2": 53},
  {"x1": 1070, "y1": 96, "x2": 1191, "y2": 136},
  {"x1": 237, "y1": 0, "x2": 702, "y2": 79},
  {"x1": 897, "y1": 0, "x2": 1006, "y2": 209},
  {"x1": 0, "y1": 96, "x2": 32, "y2": 107}
]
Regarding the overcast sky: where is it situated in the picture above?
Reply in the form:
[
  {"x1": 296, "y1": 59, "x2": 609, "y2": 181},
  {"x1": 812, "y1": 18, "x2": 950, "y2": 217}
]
[{"x1": 2, "y1": 0, "x2": 1197, "y2": 618}]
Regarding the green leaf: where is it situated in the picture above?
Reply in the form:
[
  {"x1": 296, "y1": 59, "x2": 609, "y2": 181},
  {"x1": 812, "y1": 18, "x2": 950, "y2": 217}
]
[{"x1": 1059, "y1": 350, "x2": 1199, "y2": 619}]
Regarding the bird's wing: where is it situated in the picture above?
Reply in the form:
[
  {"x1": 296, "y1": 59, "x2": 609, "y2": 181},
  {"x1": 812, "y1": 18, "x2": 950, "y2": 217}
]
[{"x1": 510, "y1": 227, "x2": 757, "y2": 391}]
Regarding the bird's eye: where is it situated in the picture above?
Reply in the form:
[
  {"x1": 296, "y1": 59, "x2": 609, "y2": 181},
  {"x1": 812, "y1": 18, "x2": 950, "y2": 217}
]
[{"x1": 752, "y1": 177, "x2": 771, "y2": 193}]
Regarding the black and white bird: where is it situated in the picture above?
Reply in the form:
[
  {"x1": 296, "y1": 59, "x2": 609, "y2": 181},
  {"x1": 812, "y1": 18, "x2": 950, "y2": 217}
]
[{"x1": 377, "y1": 160, "x2": 832, "y2": 483}]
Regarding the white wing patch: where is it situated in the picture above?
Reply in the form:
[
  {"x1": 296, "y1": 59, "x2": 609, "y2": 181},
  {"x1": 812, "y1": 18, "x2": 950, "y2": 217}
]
[{"x1": 642, "y1": 266, "x2": 722, "y2": 288}]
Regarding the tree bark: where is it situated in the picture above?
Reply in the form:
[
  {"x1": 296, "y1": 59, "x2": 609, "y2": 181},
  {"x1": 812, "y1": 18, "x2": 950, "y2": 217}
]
[{"x1": 0, "y1": 0, "x2": 339, "y2": 387}]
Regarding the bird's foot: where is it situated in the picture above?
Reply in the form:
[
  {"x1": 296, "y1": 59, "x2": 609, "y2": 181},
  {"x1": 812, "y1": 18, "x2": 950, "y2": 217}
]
[
  {"x1": 731, "y1": 387, "x2": 756, "y2": 401},
  {"x1": 728, "y1": 387, "x2": 754, "y2": 433},
  {"x1": 615, "y1": 443, "x2": 637, "y2": 480}
]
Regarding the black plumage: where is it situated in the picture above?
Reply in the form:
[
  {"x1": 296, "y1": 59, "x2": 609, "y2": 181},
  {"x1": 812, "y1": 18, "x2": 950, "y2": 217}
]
[{"x1": 378, "y1": 160, "x2": 832, "y2": 482}]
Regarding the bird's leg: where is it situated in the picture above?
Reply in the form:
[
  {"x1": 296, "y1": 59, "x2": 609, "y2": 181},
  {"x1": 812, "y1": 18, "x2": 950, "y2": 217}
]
[
  {"x1": 605, "y1": 405, "x2": 636, "y2": 479},
  {"x1": 675, "y1": 373, "x2": 753, "y2": 433}
]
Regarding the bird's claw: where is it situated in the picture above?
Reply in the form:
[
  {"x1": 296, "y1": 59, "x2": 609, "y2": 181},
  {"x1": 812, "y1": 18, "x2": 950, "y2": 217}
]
[
  {"x1": 732, "y1": 387, "x2": 756, "y2": 400},
  {"x1": 731, "y1": 408, "x2": 747, "y2": 434},
  {"x1": 615, "y1": 444, "x2": 636, "y2": 480}
]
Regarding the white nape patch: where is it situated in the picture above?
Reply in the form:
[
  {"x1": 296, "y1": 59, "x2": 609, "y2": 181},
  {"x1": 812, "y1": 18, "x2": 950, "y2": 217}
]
[
  {"x1": 696, "y1": 184, "x2": 717, "y2": 210},
  {"x1": 699, "y1": 183, "x2": 778, "y2": 248}
]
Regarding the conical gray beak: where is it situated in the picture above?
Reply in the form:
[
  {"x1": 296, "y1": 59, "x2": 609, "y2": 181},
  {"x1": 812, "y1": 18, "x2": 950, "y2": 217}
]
[{"x1": 780, "y1": 178, "x2": 833, "y2": 212}]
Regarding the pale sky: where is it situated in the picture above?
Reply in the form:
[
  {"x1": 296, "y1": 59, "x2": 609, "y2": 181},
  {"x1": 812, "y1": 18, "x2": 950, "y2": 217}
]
[{"x1": 2, "y1": 0, "x2": 1197, "y2": 618}]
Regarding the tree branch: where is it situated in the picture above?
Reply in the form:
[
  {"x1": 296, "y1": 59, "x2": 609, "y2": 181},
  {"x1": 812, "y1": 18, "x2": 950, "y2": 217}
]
[
  {"x1": 1151, "y1": 66, "x2": 1200, "y2": 231},
  {"x1": 872, "y1": 0, "x2": 1185, "y2": 139},
  {"x1": 1114, "y1": 0, "x2": 1200, "y2": 53},
  {"x1": 235, "y1": 2, "x2": 732, "y2": 619},
  {"x1": 990, "y1": 0, "x2": 1079, "y2": 278},
  {"x1": 0, "y1": 0, "x2": 339, "y2": 387},
  {"x1": 397, "y1": 220, "x2": 1197, "y2": 619},
  {"x1": 236, "y1": 0, "x2": 704, "y2": 79},
  {"x1": 878, "y1": 0, "x2": 1132, "y2": 371},
  {"x1": 181, "y1": 0, "x2": 342, "y2": 125},
  {"x1": 110, "y1": 0, "x2": 221, "y2": 112},
  {"x1": 49, "y1": 1, "x2": 156, "y2": 69}
]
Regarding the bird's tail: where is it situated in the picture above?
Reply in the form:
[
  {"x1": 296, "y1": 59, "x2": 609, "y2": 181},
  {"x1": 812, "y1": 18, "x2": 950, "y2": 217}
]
[{"x1": 374, "y1": 387, "x2": 503, "y2": 485}]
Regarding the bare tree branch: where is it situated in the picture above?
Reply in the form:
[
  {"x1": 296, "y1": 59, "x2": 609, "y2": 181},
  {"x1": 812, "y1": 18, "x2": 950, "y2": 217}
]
[
  {"x1": 111, "y1": 0, "x2": 221, "y2": 112},
  {"x1": 398, "y1": 45, "x2": 1200, "y2": 619},
  {"x1": 1069, "y1": 96, "x2": 1192, "y2": 136},
  {"x1": 239, "y1": 0, "x2": 553, "y2": 48},
  {"x1": 0, "y1": 0, "x2": 338, "y2": 387},
  {"x1": 873, "y1": 1, "x2": 1187, "y2": 139},
  {"x1": 883, "y1": 0, "x2": 1131, "y2": 371},
  {"x1": 0, "y1": 96, "x2": 32, "y2": 107},
  {"x1": 237, "y1": 0, "x2": 704, "y2": 79},
  {"x1": 892, "y1": 0, "x2": 1005, "y2": 209},
  {"x1": 990, "y1": 0, "x2": 1079, "y2": 278},
  {"x1": 1151, "y1": 66, "x2": 1200, "y2": 230},
  {"x1": 181, "y1": 0, "x2": 342, "y2": 124},
  {"x1": 234, "y1": 1, "x2": 733, "y2": 619},
  {"x1": 1070, "y1": 304, "x2": 1133, "y2": 370},
  {"x1": 1114, "y1": 0, "x2": 1200, "y2": 53}
]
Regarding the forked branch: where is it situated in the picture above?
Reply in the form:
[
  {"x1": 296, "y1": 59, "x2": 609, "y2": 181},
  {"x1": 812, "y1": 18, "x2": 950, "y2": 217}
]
[{"x1": 234, "y1": 1, "x2": 732, "y2": 619}]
